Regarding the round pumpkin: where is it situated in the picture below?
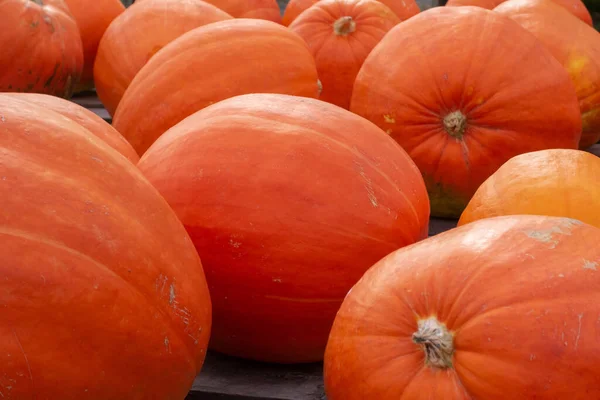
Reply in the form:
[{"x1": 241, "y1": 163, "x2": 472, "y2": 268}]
[
  {"x1": 137, "y1": 93, "x2": 430, "y2": 363},
  {"x1": 94, "y1": 0, "x2": 232, "y2": 117},
  {"x1": 0, "y1": 94, "x2": 211, "y2": 398},
  {"x1": 3, "y1": 92, "x2": 139, "y2": 163},
  {"x1": 137, "y1": 0, "x2": 282, "y2": 22},
  {"x1": 63, "y1": 0, "x2": 124, "y2": 93},
  {"x1": 113, "y1": 19, "x2": 320, "y2": 156},
  {"x1": 350, "y1": 6, "x2": 582, "y2": 218},
  {"x1": 447, "y1": 0, "x2": 593, "y2": 26},
  {"x1": 0, "y1": 0, "x2": 83, "y2": 98},
  {"x1": 282, "y1": 0, "x2": 420, "y2": 25},
  {"x1": 289, "y1": 0, "x2": 400, "y2": 109},
  {"x1": 325, "y1": 215, "x2": 600, "y2": 399},
  {"x1": 458, "y1": 149, "x2": 600, "y2": 227},
  {"x1": 495, "y1": 0, "x2": 600, "y2": 149}
]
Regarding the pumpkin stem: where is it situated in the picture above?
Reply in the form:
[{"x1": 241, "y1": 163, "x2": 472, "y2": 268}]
[
  {"x1": 333, "y1": 16, "x2": 356, "y2": 36},
  {"x1": 443, "y1": 111, "x2": 467, "y2": 139},
  {"x1": 412, "y1": 317, "x2": 454, "y2": 369}
]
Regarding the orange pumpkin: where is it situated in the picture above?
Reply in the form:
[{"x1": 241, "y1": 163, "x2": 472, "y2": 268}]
[
  {"x1": 0, "y1": 94, "x2": 211, "y2": 399},
  {"x1": 94, "y1": 0, "x2": 232, "y2": 117},
  {"x1": 325, "y1": 215, "x2": 600, "y2": 399},
  {"x1": 447, "y1": 0, "x2": 593, "y2": 26},
  {"x1": 137, "y1": 93, "x2": 430, "y2": 363},
  {"x1": 458, "y1": 149, "x2": 600, "y2": 228},
  {"x1": 283, "y1": 0, "x2": 419, "y2": 25},
  {"x1": 137, "y1": 0, "x2": 282, "y2": 22},
  {"x1": 3, "y1": 92, "x2": 139, "y2": 163},
  {"x1": 113, "y1": 19, "x2": 320, "y2": 156},
  {"x1": 495, "y1": 0, "x2": 600, "y2": 149},
  {"x1": 350, "y1": 6, "x2": 581, "y2": 218},
  {"x1": 289, "y1": 0, "x2": 400, "y2": 109},
  {"x1": 0, "y1": 0, "x2": 83, "y2": 98},
  {"x1": 63, "y1": 0, "x2": 124, "y2": 93}
]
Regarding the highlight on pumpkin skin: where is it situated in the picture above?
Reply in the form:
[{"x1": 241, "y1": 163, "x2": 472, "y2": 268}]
[
  {"x1": 350, "y1": 6, "x2": 582, "y2": 218},
  {"x1": 495, "y1": 0, "x2": 600, "y2": 149},
  {"x1": 94, "y1": 0, "x2": 233, "y2": 117},
  {"x1": 324, "y1": 214, "x2": 600, "y2": 399},
  {"x1": 288, "y1": 0, "x2": 401, "y2": 109},
  {"x1": 458, "y1": 149, "x2": 600, "y2": 228}
]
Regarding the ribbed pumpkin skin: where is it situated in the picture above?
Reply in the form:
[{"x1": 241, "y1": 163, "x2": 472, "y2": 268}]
[
  {"x1": 138, "y1": 93, "x2": 430, "y2": 363},
  {"x1": 63, "y1": 0, "x2": 124, "y2": 93},
  {"x1": 94, "y1": 0, "x2": 232, "y2": 117},
  {"x1": 495, "y1": 0, "x2": 600, "y2": 149},
  {"x1": 458, "y1": 149, "x2": 600, "y2": 228},
  {"x1": 283, "y1": 0, "x2": 419, "y2": 25},
  {"x1": 3, "y1": 92, "x2": 139, "y2": 163},
  {"x1": 0, "y1": 0, "x2": 83, "y2": 98},
  {"x1": 350, "y1": 7, "x2": 581, "y2": 218},
  {"x1": 289, "y1": 0, "x2": 400, "y2": 109},
  {"x1": 447, "y1": 0, "x2": 593, "y2": 26},
  {"x1": 113, "y1": 19, "x2": 320, "y2": 156},
  {"x1": 0, "y1": 95, "x2": 212, "y2": 399},
  {"x1": 325, "y1": 215, "x2": 600, "y2": 399}
]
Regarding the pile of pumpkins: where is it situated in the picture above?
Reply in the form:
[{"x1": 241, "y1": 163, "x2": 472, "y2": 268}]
[{"x1": 1, "y1": 0, "x2": 600, "y2": 398}]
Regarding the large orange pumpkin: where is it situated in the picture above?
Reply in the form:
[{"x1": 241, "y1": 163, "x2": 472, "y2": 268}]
[
  {"x1": 495, "y1": 0, "x2": 600, "y2": 149},
  {"x1": 289, "y1": 0, "x2": 400, "y2": 109},
  {"x1": 282, "y1": 0, "x2": 420, "y2": 26},
  {"x1": 63, "y1": 0, "x2": 124, "y2": 93},
  {"x1": 458, "y1": 149, "x2": 600, "y2": 228},
  {"x1": 0, "y1": 0, "x2": 83, "y2": 98},
  {"x1": 324, "y1": 215, "x2": 600, "y2": 399},
  {"x1": 447, "y1": 0, "x2": 593, "y2": 26},
  {"x1": 113, "y1": 19, "x2": 320, "y2": 156},
  {"x1": 3, "y1": 92, "x2": 139, "y2": 163},
  {"x1": 350, "y1": 6, "x2": 582, "y2": 218},
  {"x1": 137, "y1": 0, "x2": 282, "y2": 22},
  {"x1": 137, "y1": 93, "x2": 430, "y2": 363},
  {"x1": 94, "y1": 0, "x2": 232, "y2": 117},
  {"x1": 0, "y1": 94, "x2": 211, "y2": 399}
]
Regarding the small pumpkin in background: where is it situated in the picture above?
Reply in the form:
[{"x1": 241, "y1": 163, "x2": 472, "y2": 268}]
[
  {"x1": 137, "y1": 93, "x2": 430, "y2": 363},
  {"x1": 282, "y1": 0, "x2": 420, "y2": 26},
  {"x1": 63, "y1": 0, "x2": 125, "y2": 93},
  {"x1": 495, "y1": 0, "x2": 600, "y2": 149},
  {"x1": 3, "y1": 92, "x2": 139, "y2": 163},
  {"x1": 350, "y1": 6, "x2": 582, "y2": 218},
  {"x1": 113, "y1": 19, "x2": 320, "y2": 156},
  {"x1": 94, "y1": 0, "x2": 232, "y2": 117},
  {"x1": 289, "y1": 0, "x2": 400, "y2": 109},
  {"x1": 458, "y1": 149, "x2": 600, "y2": 228},
  {"x1": 325, "y1": 215, "x2": 600, "y2": 399},
  {"x1": 447, "y1": 0, "x2": 593, "y2": 26},
  {"x1": 0, "y1": 0, "x2": 83, "y2": 98},
  {"x1": 0, "y1": 94, "x2": 211, "y2": 399}
]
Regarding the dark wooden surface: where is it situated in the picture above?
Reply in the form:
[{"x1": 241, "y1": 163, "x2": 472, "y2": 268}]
[{"x1": 71, "y1": 92, "x2": 599, "y2": 399}]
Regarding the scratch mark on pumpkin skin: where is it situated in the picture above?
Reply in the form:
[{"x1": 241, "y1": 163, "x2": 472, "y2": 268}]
[
  {"x1": 583, "y1": 260, "x2": 598, "y2": 271},
  {"x1": 524, "y1": 219, "x2": 583, "y2": 249},
  {"x1": 575, "y1": 314, "x2": 583, "y2": 349},
  {"x1": 383, "y1": 114, "x2": 395, "y2": 124},
  {"x1": 354, "y1": 161, "x2": 378, "y2": 208},
  {"x1": 12, "y1": 330, "x2": 33, "y2": 389},
  {"x1": 169, "y1": 284, "x2": 176, "y2": 306},
  {"x1": 164, "y1": 336, "x2": 171, "y2": 353}
]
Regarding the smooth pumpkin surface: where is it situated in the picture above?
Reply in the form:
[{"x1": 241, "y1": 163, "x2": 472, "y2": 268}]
[
  {"x1": 495, "y1": 0, "x2": 600, "y2": 149},
  {"x1": 94, "y1": 0, "x2": 232, "y2": 117},
  {"x1": 447, "y1": 0, "x2": 593, "y2": 26},
  {"x1": 350, "y1": 6, "x2": 581, "y2": 218},
  {"x1": 289, "y1": 0, "x2": 400, "y2": 109},
  {"x1": 0, "y1": 94, "x2": 211, "y2": 399},
  {"x1": 282, "y1": 0, "x2": 419, "y2": 25},
  {"x1": 325, "y1": 215, "x2": 600, "y2": 399},
  {"x1": 4, "y1": 92, "x2": 139, "y2": 163},
  {"x1": 0, "y1": 0, "x2": 83, "y2": 98},
  {"x1": 113, "y1": 19, "x2": 320, "y2": 156},
  {"x1": 63, "y1": 0, "x2": 124, "y2": 93},
  {"x1": 137, "y1": 0, "x2": 282, "y2": 22},
  {"x1": 458, "y1": 149, "x2": 600, "y2": 228},
  {"x1": 137, "y1": 93, "x2": 430, "y2": 363}
]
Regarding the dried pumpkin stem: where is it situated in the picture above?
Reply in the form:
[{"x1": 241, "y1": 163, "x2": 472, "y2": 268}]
[
  {"x1": 333, "y1": 16, "x2": 356, "y2": 36},
  {"x1": 443, "y1": 110, "x2": 467, "y2": 139},
  {"x1": 412, "y1": 317, "x2": 454, "y2": 369}
]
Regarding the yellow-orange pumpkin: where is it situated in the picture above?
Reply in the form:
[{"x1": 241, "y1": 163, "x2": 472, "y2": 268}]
[
  {"x1": 325, "y1": 215, "x2": 600, "y2": 399},
  {"x1": 458, "y1": 149, "x2": 600, "y2": 228}
]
